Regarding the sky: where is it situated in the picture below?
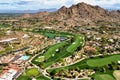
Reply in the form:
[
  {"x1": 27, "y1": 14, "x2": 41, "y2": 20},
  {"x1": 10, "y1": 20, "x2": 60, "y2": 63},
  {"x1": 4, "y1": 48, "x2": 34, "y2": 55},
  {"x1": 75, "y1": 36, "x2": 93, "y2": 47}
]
[{"x1": 0, "y1": 0, "x2": 120, "y2": 10}]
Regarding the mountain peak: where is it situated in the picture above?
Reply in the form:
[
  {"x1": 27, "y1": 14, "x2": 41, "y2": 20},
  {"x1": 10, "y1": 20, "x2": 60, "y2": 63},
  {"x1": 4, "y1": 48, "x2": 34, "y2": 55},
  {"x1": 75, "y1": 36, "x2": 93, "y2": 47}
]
[
  {"x1": 77, "y1": 2, "x2": 89, "y2": 6},
  {"x1": 56, "y1": 2, "x2": 107, "y2": 18},
  {"x1": 58, "y1": 6, "x2": 68, "y2": 13}
]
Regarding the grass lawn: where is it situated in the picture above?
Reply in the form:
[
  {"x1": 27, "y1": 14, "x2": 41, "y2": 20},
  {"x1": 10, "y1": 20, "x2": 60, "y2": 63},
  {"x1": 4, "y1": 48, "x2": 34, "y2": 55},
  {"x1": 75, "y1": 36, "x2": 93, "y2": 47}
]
[
  {"x1": 113, "y1": 70, "x2": 120, "y2": 80},
  {"x1": 32, "y1": 41, "x2": 68, "y2": 65},
  {"x1": 25, "y1": 68, "x2": 40, "y2": 77},
  {"x1": 43, "y1": 41, "x2": 67, "y2": 60},
  {"x1": 16, "y1": 75, "x2": 32, "y2": 80},
  {"x1": 94, "y1": 74, "x2": 115, "y2": 80},
  {"x1": 32, "y1": 29, "x2": 73, "y2": 38},
  {"x1": 42, "y1": 46, "x2": 71, "y2": 68},
  {"x1": 32, "y1": 41, "x2": 67, "y2": 64},
  {"x1": 67, "y1": 36, "x2": 83, "y2": 53},
  {"x1": 87, "y1": 55, "x2": 120, "y2": 67}
]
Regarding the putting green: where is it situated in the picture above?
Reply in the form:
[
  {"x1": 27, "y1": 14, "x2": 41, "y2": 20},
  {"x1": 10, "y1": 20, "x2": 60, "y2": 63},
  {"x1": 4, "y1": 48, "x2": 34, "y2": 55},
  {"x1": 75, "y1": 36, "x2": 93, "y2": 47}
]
[
  {"x1": 35, "y1": 56, "x2": 45, "y2": 62},
  {"x1": 25, "y1": 68, "x2": 40, "y2": 77}
]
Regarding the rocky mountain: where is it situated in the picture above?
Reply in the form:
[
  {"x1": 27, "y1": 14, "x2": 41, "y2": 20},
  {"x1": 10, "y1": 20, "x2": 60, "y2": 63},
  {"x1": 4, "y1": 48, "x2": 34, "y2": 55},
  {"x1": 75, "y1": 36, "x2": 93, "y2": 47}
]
[{"x1": 21, "y1": 2, "x2": 120, "y2": 30}]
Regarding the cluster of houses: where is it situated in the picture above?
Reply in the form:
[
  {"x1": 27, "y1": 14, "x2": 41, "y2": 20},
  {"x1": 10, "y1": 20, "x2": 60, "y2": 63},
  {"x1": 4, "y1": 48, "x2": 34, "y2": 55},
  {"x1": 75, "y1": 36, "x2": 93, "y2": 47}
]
[
  {"x1": 0, "y1": 51, "x2": 30, "y2": 80},
  {"x1": 0, "y1": 65, "x2": 21, "y2": 80},
  {"x1": 0, "y1": 31, "x2": 57, "y2": 80}
]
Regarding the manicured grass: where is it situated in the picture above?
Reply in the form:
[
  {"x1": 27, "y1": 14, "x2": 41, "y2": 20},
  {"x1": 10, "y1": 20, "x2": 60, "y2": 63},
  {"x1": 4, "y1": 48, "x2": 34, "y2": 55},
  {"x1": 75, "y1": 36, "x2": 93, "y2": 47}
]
[
  {"x1": 67, "y1": 36, "x2": 83, "y2": 53},
  {"x1": 16, "y1": 75, "x2": 32, "y2": 80},
  {"x1": 87, "y1": 55, "x2": 120, "y2": 67},
  {"x1": 32, "y1": 41, "x2": 68, "y2": 64},
  {"x1": 113, "y1": 70, "x2": 120, "y2": 80},
  {"x1": 94, "y1": 74, "x2": 115, "y2": 80},
  {"x1": 36, "y1": 76, "x2": 50, "y2": 80},
  {"x1": 43, "y1": 41, "x2": 67, "y2": 60},
  {"x1": 25, "y1": 68, "x2": 40, "y2": 77},
  {"x1": 32, "y1": 29, "x2": 73, "y2": 38},
  {"x1": 43, "y1": 46, "x2": 72, "y2": 68}
]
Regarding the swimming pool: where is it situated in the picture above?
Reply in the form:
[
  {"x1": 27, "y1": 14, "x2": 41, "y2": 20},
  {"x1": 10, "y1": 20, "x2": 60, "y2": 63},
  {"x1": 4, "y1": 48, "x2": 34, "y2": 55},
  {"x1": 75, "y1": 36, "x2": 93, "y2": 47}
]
[{"x1": 19, "y1": 56, "x2": 30, "y2": 60}]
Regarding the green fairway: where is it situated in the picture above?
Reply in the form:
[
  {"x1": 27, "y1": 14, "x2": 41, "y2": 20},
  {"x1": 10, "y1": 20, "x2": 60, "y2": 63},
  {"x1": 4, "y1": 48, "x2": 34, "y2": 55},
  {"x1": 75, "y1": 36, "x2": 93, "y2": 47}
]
[
  {"x1": 95, "y1": 74, "x2": 115, "y2": 80},
  {"x1": 67, "y1": 36, "x2": 83, "y2": 53},
  {"x1": 25, "y1": 68, "x2": 40, "y2": 77},
  {"x1": 32, "y1": 29, "x2": 73, "y2": 38},
  {"x1": 87, "y1": 55, "x2": 120, "y2": 67},
  {"x1": 32, "y1": 41, "x2": 67, "y2": 62},
  {"x1": 42, "y1": 46, "x2": 71, "y2": 68},
  {"x1": 16, "y1": 75, "x2": 32, "y2": 80},
  {"x1": 33, "y1": 41, "x2": 68, "y2": 64},
  {"x1": 43, "y1": 41, "x2": 67, "y2": 60}
]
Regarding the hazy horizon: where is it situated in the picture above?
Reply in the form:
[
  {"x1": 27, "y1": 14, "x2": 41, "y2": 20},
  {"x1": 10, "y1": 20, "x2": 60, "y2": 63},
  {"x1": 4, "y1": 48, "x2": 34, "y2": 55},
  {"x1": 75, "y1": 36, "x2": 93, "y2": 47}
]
[{"x1": 0, "y1": 0, "x2": 119, "y2": 11}]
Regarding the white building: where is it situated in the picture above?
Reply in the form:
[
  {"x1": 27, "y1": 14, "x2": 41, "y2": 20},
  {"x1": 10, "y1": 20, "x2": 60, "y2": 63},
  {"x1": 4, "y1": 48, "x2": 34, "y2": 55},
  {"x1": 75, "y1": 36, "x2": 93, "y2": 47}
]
[{"x1": 0, "y1": 69, "x2": 18, "y2": 80}]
